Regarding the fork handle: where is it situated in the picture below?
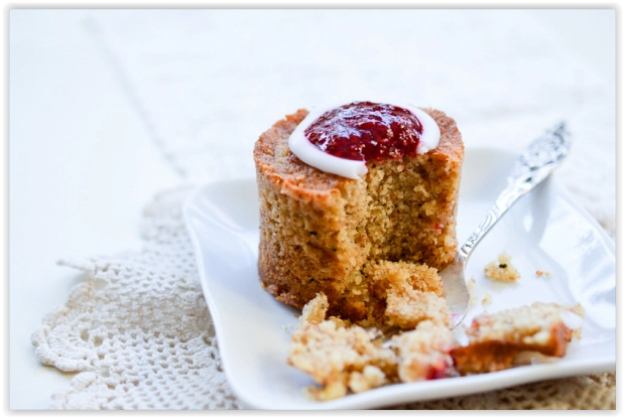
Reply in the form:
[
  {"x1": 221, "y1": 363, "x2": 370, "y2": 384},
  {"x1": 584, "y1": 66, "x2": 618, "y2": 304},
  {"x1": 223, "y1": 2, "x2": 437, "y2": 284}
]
[{"x1": 459, "y1": 122, "x2": 571, "y2": 260}]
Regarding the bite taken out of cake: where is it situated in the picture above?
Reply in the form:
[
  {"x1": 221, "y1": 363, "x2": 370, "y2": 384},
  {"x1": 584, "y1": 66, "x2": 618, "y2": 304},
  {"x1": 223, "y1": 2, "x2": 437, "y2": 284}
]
[{"x1": 253, "y1": 102, "x2": 464, "y2": 327}]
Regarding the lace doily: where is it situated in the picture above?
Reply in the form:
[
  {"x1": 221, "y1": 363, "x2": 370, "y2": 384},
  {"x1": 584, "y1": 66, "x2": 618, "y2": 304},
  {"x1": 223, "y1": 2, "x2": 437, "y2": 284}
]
[
  {"x1": 32, "y1": 10, "x2": 615, "y2": 409},
  {"x1": 32, "y1": 188, "x2": 244, "y2": 409}
]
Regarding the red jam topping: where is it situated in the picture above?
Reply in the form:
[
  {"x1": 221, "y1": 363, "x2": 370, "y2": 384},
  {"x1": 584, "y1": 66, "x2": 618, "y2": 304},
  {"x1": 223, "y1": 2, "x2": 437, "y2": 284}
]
[{"x1": 304, "y1": 101, "x2": 423, "y2": 162}]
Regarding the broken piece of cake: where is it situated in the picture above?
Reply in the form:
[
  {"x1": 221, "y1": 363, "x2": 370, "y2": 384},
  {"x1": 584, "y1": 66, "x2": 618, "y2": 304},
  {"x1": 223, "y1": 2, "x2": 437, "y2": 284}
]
[
  {"x1": 385, "y1": 289, "x2": 450, "y2": 330},
  {"x1": 287, "y1": 293, "x2": 398, "y2": 401},
  {"x1": 392, "y1": 320, "x2": 456, "y2": 383},
  {"x1": 288, "y1": 293, "x2": 457, "y2": 400},
  {"x1": 289, "y1": 295, "x2": 585, "y2": 400},
  {"x1": 365, "y1": 260, "x2": 450, "y2": 329},
  {"x1": 452, "y1": 302, "x2": 584, "y2": 375}
]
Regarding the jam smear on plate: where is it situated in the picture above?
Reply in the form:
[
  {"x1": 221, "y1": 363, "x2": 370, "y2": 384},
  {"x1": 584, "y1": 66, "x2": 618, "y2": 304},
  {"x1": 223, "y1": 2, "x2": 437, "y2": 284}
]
[{"x1": 305, "y1": 101, "x2": 423, "y2": 162}]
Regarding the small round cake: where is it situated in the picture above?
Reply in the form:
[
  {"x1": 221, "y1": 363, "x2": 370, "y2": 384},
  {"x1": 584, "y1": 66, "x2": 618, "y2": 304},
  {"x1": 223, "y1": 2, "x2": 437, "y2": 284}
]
[{"x1": 253, "y1": 103, "x2": 464, "y2": 325}]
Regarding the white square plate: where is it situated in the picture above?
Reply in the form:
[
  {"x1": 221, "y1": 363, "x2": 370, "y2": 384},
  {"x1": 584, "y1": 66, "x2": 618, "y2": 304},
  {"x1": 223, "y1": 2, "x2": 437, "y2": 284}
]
[{"x1": 183, "y1": 148, "x2": 615, "y2": 410}]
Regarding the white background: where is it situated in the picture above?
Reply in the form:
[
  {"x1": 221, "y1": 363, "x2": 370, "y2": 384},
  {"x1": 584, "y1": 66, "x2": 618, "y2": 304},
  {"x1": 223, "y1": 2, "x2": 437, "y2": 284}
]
[{"x1": 8, "y1": 9, "x2": 616, "y2": 410}]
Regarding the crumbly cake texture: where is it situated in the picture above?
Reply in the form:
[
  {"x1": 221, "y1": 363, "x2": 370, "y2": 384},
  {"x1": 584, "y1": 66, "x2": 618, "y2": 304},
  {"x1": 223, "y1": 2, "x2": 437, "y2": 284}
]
[
  {"x1": 365, "y1": 260, "x2": 449, "y2": 328},
  {"x1": 287, "y1": 293, "x2": 397, "y2": 401},
  {"x1": 385, "y1": 289, "x2": 450, "y2": 330},
  {"x1": 289, "y1": 296, "x2": 584, "y2": 400},
  {"x1": 253, "y1": 108, "x2": 464, "y2": 324},
  {"x1": 453, "y1": 302, "x2": 582, "y2": 375},
  {"x1": 287, "y1": 293, "x2": 455, "y2": 400},
  {"x1": 484, "y1": 253, "x2": 521, "y2": 282}
]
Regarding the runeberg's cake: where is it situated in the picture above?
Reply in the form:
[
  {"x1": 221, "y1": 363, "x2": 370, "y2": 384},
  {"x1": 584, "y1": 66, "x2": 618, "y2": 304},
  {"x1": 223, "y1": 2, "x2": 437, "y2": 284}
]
[{"x1": 253, "y1": 102, "x2": 464, "y2": 326}]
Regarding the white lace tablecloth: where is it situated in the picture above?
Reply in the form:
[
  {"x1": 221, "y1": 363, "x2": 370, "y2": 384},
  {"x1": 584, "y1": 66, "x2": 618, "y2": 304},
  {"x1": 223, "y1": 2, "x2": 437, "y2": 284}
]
[{"x1": 32, "y1": 10, "x2": 615, "y2": 409}]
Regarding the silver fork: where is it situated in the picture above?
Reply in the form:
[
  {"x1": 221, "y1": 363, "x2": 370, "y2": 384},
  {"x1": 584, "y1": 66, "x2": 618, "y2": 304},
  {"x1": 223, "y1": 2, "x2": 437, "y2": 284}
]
[{"x1": 442, "y1": 122, "x2": 572, "y2": 329}]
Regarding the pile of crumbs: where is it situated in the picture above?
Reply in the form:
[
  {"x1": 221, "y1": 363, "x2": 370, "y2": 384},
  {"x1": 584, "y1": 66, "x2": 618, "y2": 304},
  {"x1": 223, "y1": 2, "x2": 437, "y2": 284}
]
[
  {"x1": 484, "y1": 252, "x2": 521, "y2": 282},
  {"x1": 287, "y1": 293, "x2": 584, "y2": 400},
  {"x1": 287, "y1": 293, "x2": 455, "y2": 401}
]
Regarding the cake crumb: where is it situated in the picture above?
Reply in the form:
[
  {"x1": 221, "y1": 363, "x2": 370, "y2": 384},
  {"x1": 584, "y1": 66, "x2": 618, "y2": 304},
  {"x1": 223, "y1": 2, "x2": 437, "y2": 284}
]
[
  {"x1": 569, "y1": 303, "x2": 585, "y2": 340},
  {"x1": 572, "y1": 327, "x2": 583, "y2": 341},
  {"x1": 304, "y1": 381, "x2": 347, "y2": 401},
  {"x1": 481, "y1": 293, "x2": 493, "y2": 306},
  {"x1": 570, "y1": 303, "x2": 584, "y2": 318},
  {"x1": 348, "y1": 366, "x2": 387, "y2": 393},
  {"x1": 484, "y1": 253, "x2": 520, "y2": 282},
  {"x1": 467, "y1": 277, "x2": 477, "y2": 307},
  {"x1": 535, "y1": 270, "x2": 551, "y2": 277}
]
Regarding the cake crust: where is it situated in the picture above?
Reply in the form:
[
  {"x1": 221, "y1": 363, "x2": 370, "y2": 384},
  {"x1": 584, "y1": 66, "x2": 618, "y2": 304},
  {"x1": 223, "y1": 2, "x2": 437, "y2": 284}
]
[{"x1": 254, "y1": 107, "x2": 464, "y2": 323}]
